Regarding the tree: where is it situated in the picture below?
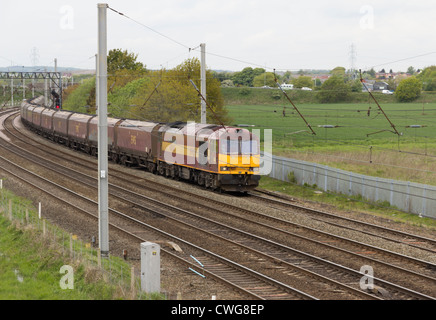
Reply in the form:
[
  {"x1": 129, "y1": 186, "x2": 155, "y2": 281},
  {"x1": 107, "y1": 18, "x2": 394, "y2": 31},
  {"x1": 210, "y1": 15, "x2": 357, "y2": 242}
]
[
  {"x1": 107, "y1": 48, "x2": 146, "y2": 74},
  {"x1": 395, "y1": 76, "x2": 422, "y2": 102},
  {"x1": 407, "y1": 66, "x2": 416, "y2": 75},
  {"x1": 231, "y1": 67, "x2": 265, "y2": 87},
  {"x1": 130, "y1": 58, "x2": 229, "y2": 124},
  {"x1": 253, "y1": 72, "x2": 276, "y2": 87},
  {"x1": 317, "y1": 75, "x2": 351, "y2": 103},
  {"x1": 221, "y1": 79, "x2": 234, "y2": 87},
  {"x1": 330, "y1": 66, "x2": 346, "y2": 77},
  {"x1": 282, "y1": 71, "x2": 292, "y2": 83},
  {"x1": 417, "y1": 65, "x2": 436, "y2": 91},
  {"x1": 350, "y1": 79, "x2": 363, "y2": 92},
  {"x1": 106, "y1": 49, "x2": 147, "y2": 99},
  {"x1": 366, "y1": 68, "x2": 376, "y2": 78},
  {"x1": 292, "y1": 76, "x2": 313, "y2": 89}
]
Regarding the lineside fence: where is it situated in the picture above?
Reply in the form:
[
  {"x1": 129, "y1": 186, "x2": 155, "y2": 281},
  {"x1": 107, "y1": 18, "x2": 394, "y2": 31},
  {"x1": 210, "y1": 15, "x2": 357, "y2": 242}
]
[
  {"x1": 0, "y1": 184, "x2": 216, "y2": 300},
  {"x1": 263, "y1": 153, "x2": 436, "y2": 219},
  {"x1": 0, "y1": 186, "x2": 149, "y2": 299}
]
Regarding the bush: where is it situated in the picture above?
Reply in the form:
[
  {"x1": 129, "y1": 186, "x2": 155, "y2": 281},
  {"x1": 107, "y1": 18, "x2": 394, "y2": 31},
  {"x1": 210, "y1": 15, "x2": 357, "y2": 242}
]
[
  {"x1": 62, "y1": 77, "x2": 96, "y2": 113},
  {"x1": 317, "y1": 75, "x2": 351, "y2": 103},
  {"x1": 239, "y1": 88, "x2": 251, "y2": 96},
  {"x1": 395, "y1": 76, "x2": 422, "y2": 102}
]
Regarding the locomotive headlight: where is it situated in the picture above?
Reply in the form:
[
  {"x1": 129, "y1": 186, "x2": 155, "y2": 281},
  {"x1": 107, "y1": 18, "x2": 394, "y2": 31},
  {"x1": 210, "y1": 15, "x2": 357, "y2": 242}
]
[{"x1": 221, "y1": 166, "x2": 229, "y2": 171}]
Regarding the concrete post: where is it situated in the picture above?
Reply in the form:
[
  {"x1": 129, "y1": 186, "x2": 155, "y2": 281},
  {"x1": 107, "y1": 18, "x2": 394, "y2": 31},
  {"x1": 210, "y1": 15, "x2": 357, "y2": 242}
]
[
  {"x1": 10, "y1": 78, "x2": 13, "y2": 106},
  {"x1": 140, "y1": 242, "x2": 160, "y2": 294},
  {"x1": 97, "y1": 3, "x2": 109, "y2": 257}
]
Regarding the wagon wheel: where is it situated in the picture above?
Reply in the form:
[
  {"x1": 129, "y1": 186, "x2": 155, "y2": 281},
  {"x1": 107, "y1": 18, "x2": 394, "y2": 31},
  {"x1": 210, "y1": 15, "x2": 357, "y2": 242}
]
[
  {"x1": 148, "y1": 162, "x2": 156, "y2": 174},
  {"x1": 120, "y1": 155, "x2": 129, "y2": 167},
  {"x1": 111, "y1": 153, "x2": 119, "y2": 163}
]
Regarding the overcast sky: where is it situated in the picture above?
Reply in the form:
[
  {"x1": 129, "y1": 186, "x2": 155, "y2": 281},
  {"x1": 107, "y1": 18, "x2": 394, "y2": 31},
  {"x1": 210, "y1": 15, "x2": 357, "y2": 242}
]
[{"x1": 1, "y1": 0, "x2": 435, "y2": 72}]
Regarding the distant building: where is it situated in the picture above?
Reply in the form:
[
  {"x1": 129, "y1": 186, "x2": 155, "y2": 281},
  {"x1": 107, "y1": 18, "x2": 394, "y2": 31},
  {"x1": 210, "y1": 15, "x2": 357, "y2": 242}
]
[
  {"x1": 373, "y1": 81, "x2": 390, "y2": 91},
  {"x1": 281, "y1": 83, "x2": 293, "y2": 89},
  {"x1": 361, "y1": 80, "x2": 391, "y2": 92},
  {"x1": 312, "y1": 75, "x2": 330, "y2": 83},
  {"x1": 361, "y1": 80, "x2": 374, "y2": 92}
]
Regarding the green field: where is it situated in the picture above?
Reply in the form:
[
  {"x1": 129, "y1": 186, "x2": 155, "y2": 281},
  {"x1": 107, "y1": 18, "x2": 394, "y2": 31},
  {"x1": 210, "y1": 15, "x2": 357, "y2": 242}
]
[{"x1": 227, "y1": 102, "x2": 436, "y2": 185}]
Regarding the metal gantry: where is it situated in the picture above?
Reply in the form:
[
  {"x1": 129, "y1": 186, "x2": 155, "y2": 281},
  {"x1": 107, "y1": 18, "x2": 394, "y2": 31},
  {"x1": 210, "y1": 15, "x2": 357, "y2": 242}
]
[
  {"x1": 0, "y1": 72, "x2": 62, "y2": 107},
  {"x1": 0, "y1": 71, "x2": 61, "y2": 81}
]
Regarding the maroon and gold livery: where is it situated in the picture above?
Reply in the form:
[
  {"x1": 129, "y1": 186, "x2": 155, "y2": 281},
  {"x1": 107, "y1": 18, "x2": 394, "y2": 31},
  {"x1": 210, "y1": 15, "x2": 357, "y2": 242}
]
[{"x1": 21, "y1": 98, "x2": 260, "y2": 191}]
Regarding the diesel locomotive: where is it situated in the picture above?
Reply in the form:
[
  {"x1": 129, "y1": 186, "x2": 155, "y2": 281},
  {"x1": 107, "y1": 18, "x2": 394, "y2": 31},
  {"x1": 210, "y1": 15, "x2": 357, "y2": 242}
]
[{"x1": 20, "y1": 97, "x2": 260, "y2": 191}]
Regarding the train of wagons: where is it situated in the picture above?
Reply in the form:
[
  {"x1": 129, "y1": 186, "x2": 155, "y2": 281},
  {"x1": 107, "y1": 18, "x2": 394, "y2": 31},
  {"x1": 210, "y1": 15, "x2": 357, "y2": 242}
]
[{"x1": 20, "y1": 97, "x2": 261, "y2": 192}]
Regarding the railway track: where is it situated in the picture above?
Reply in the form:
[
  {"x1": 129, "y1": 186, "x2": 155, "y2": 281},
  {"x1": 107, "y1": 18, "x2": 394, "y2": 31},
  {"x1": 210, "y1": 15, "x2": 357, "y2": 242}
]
[
  {"x1": 0, "y1": 111, "x2": 316, "y2": 300},
  {"x1": 251, "y1": 188, "x2": 436, "y2": 254},
  {"x1": 2, "y1": 110, "x2": 436, "y2": 299}
]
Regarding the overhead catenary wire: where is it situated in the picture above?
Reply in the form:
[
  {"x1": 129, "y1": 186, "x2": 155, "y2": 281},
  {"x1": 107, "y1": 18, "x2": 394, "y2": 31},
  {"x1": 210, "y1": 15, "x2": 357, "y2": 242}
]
[
  {"x1": 274, "y1": 69, "x2": 316, "y2": 135},
  {"x1": 188, "y1": 76, "x2": 226, "y2": 130},
  {"x1": 106, "y1": 5, "x2": 293, "y2": 72},
  {"x1": 368, "y1": 51, "x2": 436, "y2": 70},
  {"x1": 58, "y1": 5, "x2": 436, "y2": 178},
  {"x1": 359, "y1": 70, "x2": 400, "y2": 136},
  {"x1": 106, "y1": 4, "x2": 436, "y2": 74},
  {"x1": 107, "y1": 5, "x2": 191, "y2": 50}
]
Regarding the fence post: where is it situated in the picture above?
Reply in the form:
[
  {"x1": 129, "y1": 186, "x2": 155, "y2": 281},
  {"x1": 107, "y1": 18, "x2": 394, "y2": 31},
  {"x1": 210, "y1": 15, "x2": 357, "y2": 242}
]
[
  {"x1": 8, "y1": 199, "x2": 12, "y2": 220},
  {"x1": 70, "y1": 234, "x2": 73, "y2": 257},
  {"x1": 130, "y1": 266, "x2": 136, "y2": 299},
  {"x1": 375, "y1": 178, "x2": 379, "y2": 202},
  {"x1": 324, "y1": 167, "x2": 328, "y2": 192},
  {"x1": 97, "y1": 249, "x2": 101, "y2": 267},
  {"x1": 422, "y1": 186, "x2": 427, "y2": 217},
  {"x1": 390, "y1": 180, "x2": 394, "y2": 205}
]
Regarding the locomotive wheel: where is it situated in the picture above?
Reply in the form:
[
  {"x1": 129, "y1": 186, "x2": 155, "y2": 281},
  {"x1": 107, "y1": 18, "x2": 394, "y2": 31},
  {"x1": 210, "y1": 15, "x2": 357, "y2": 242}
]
[
  {"x1": 158, "y1": 163, "x2": 165, "y2": 176},
  {"x1": 198, "y1": 173, "x2": 205, "y2": 186}
]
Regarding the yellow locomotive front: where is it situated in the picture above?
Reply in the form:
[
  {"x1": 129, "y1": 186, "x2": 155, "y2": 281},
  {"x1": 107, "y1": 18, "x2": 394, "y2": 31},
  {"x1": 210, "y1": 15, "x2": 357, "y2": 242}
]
[{"x1": 216, "y1": 127, "x2": 261, "y2": 191}]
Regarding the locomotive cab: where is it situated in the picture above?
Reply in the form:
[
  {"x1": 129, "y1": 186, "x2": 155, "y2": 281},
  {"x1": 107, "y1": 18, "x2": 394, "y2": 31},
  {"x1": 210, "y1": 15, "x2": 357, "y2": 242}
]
[{"x1": 217, "y1": 128, "x2": 261, "y2": 191}]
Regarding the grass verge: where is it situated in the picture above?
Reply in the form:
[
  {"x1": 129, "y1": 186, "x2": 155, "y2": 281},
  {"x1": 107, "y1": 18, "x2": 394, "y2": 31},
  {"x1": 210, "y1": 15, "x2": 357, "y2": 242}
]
[
  {"x1": 0, "y1": 188, "x2": 156, "y2": 300},
  {"x1": 0, "y1": 216, "x2": 119, "y2": 299}
]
